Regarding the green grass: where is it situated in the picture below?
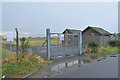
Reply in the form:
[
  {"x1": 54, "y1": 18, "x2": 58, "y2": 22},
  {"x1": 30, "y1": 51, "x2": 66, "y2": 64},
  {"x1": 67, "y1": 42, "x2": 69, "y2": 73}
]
[
  {"x1": 1, "y1": 37, "x2": 57, "y2": 78},
  {"x1": 85, "y1": 47, "x2": 119, "y2": 58},
  {"x1": 2, "y1": 47, "x2": 16, "y2": 59},
  {"x1": 98, "y1": 47, "x2": 119, "y2": 55},
  {"x1": 2, "y1": 52, "x2": 51, "y2": 78},
  {"x1": 2, "y1": 56, "x2": 39, "y2": 78},
  {"x1": 0, "y1": 44, "x2": 2, "y2": 79},
  {"x1": 1, "y1": 45, "x2": 52, "y2": 78},
  {"x1": 1, "y1": 37, "x2": 62, "y2": 46}
]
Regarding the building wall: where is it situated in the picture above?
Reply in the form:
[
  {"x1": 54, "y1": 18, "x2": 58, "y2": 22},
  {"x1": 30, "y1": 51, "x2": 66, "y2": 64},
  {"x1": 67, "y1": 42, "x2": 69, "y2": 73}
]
[
  {"x1": 82, "y1": 35, "x2": 101, "y2": 46},
  {"x1": 101, "y1": 36, "x2": 110, "y2": 46},
  {"x1": 68, "y1": 35, "x2": 78, "y2": 46},
  {"x1": 62, "y1": 29, "x2": 110, "y2": 47},
  {"x1": 62, "y1": 31, "x2": 78, "y2": 46},
  {"x1": 82, "y1": 28, "x2": 101, "y2": 46},
  {"x1": 82, "y1": 28, "x2": 110, "y2": 46}
]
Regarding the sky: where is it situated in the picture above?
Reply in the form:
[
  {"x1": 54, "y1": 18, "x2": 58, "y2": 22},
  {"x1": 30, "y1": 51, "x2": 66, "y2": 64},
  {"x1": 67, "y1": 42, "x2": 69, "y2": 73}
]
[{"x1": 2, "y1": 2, "x2": 118, "y2": 37}]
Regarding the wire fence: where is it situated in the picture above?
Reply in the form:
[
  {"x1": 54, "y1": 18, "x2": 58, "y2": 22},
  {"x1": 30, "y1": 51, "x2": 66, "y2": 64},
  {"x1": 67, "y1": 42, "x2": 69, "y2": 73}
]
[
  {"x1": 1, "y1": 30, "x2": 83, "y2": 59},
  {"x1": 1, "y1": 33, "x2": 48, "y2": 58},
  {"x1": 50, "y1": 33, "x2": 81, "y2": 59}
]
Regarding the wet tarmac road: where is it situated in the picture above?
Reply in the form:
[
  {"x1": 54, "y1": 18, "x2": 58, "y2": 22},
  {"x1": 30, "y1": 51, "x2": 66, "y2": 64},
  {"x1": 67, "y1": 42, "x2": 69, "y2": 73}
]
[{"x1": 49, "y1": 54, "x2": 119, "y2": 78}]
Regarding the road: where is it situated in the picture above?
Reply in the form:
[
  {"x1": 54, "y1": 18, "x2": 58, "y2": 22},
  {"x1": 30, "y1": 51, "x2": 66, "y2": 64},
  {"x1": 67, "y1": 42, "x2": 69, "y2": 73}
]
[{"x1": 49, "y1": 54, "x2": 119, "y2": 78}]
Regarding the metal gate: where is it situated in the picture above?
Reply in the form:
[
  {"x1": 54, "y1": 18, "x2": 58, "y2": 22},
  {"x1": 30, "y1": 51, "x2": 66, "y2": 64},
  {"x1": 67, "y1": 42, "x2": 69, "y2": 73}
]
[{"x1": 46, "y1": 29, "x2": 82, "y2": 60}]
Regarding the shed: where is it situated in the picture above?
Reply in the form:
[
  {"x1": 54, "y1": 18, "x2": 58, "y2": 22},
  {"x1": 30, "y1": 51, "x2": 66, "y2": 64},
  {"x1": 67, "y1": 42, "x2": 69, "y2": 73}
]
[
  {"x1": 62, "y1": 29, "x2": 81, "y2": 46},
  {"x1": 82, "y1": 26, "x2": 111, "y2": 46}
]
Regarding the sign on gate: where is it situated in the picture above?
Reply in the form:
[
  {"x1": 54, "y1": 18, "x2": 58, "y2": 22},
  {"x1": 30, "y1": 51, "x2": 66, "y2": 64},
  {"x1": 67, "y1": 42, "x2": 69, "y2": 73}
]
[
  {"x1": 60, "y1": 34, "x2": 64, "y2": 40},
  {"x1": 6, "y1": 31, "x2": 14, "y2": 54},
  {"x1": 6, "y1": 31, "x2": 14, "y2": 41},
  {"x1": 55, "y1": 34, "x2": 57, "y2": 38}
]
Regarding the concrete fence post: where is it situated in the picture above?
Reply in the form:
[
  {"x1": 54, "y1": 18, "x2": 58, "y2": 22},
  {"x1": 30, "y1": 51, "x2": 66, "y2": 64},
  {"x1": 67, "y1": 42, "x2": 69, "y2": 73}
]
[
  {"x1": 46, "y1": 29, "x2": 50, "y2": 60},
  {"x1": 78, "y1": 31, "x2": 82, "y2": 55}
]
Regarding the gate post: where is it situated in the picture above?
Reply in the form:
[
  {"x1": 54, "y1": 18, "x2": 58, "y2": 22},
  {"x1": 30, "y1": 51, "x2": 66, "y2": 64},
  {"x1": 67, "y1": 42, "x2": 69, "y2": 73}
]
[
  {"x1": 46, "y1": 29, "x2": 50, "y2": 60},
  {"x1": 78, "y1": 31, "x2": 82, "y2": 55},
  {"x1": 65, "y1": 30, "x2": 68, "y2": 55}
]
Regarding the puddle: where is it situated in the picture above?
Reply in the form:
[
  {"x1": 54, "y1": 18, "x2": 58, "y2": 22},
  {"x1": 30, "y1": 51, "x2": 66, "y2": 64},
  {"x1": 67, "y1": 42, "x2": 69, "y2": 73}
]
[
  {"x1": 58, "y1": 56, "x2": 63, "y2": 58},
  {"x1": 97, "y1": 59, "x2": 102, "y2": 61},
  {"x1": 51, "y1": 63, "x2": 66, "y2": 71},
  {"x1": 65, "y1": 54, "x2": 74, "y2": 57},
  {"x1": 73, "y1": 60, "x2": 79, "y2": 65},
  {"x1": 110, "y1": 56, "x2": 117, "y2": 57},
  {"x1": 53, "y1": 56, "x2": 63, "y2": 59},
  {"x1": 102, "y1": 57, "x2": 106, "y2": 59},
  {"x1": 59, "y1": 63, "x2": 66, "y2": 69},
  {"x1": 97, "y1": 57, "x2": 107, "y2": 61},
  {"x1": 51, "y1": 65, "x2": 59, "y2": 71},
  {"x1": 51, "y1": 59, "x2": 84, "y2": 71},
  {"x1": 67, "y1": 62, "x2": 73, "y2": 67}
]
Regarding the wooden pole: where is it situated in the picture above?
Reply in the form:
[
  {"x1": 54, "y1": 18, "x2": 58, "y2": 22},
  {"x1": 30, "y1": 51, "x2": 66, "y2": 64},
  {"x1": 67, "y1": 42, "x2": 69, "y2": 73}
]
[{"x1": 15, "y1": 28, "x2": 19, "y2": 57}]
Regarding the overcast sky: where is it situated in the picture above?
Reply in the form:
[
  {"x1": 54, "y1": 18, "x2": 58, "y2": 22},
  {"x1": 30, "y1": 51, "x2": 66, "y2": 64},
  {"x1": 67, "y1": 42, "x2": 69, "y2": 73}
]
[{"x1": 2, "y1": 2, "x2": 118, "y2": 37}]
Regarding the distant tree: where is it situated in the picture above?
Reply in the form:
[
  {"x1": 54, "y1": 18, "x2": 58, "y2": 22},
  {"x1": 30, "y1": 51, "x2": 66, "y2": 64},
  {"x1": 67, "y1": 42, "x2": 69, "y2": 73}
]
[{"x1": 29, "y1": 37, "x2": 32, "y2": 38}]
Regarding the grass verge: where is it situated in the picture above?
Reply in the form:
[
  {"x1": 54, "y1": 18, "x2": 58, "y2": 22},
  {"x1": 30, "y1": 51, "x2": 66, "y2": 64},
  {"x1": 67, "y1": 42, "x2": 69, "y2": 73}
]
[
  {"x1": 2, "y1": 51, "x2": 52, "y2": 78},
  {"x1": 85, "y1": 47, "x2": 119, "y2": 59},
  {"x1": 2, "y1": 47, "x2": 16, "y2": 59}
]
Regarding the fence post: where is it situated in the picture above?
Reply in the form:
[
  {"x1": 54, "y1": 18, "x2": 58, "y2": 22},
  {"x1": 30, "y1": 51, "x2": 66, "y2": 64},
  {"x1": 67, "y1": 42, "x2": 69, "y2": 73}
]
[
  {"x1": 78, "y1": 31, "x2": 82, "y2": 55},
  {"x1": 15, "y1": 28, "x2": 19, "y2": 57},
  {"x1": 65, "y1": 30, "x2": 68, "y2": 55},
  {"x1": 46, "y1": 29, "x2": 50, "y2": 60}
]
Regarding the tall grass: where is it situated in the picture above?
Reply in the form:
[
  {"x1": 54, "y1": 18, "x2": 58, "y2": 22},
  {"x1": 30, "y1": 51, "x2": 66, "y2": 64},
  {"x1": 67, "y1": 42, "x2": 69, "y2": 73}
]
[
  {"x1": 85, "y1": 46, "x2": 119, "y2": 58},
  {"x1": 2, "y1": 53, "x2": 52, "y2": 78}
]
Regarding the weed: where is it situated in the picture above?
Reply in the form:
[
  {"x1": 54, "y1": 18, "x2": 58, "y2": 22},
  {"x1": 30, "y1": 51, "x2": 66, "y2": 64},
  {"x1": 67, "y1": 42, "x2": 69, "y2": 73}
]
[{"x1": 90, "y1": 55, "x2": 99, "y2": 59}]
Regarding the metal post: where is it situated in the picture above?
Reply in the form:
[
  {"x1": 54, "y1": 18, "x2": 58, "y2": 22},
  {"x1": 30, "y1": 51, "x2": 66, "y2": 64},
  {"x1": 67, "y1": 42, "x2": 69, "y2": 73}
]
[
  {"x1": 46, "y1": 29, "x2": 50, "y2": 60},
  {"x1": 58, "y1": 35, "x2": 59, "y2": 56},
  {"x1": 10, "y1": 41, "x2": 12, "y2": 54},
  {"x1": 65, "y1": 30, "x2": 68, "y2": 55},
  {"x1": 78, "y1": 32, "x2": 82, "y2": 55}
]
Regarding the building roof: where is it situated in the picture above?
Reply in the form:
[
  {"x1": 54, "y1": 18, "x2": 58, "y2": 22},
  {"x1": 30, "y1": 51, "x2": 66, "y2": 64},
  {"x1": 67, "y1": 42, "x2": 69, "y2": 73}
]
[
  {"x1": 82, "y1": 26, "x2": 111, "y2": 36},
  {"x1": 62, "y1": 29, "x2": 81, "y2": 34}
]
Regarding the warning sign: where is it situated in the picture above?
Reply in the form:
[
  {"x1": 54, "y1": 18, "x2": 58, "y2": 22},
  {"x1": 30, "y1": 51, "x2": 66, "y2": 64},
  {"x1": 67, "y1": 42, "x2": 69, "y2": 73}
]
[
  {"x1": 61, "y1": 34, "x2": 64, "y2": 40},
  {"x1": 6, "y1": 31, "x2": 14, "y2": 41},
  {"x1": 55, "y1": 34, "x2": 57, "y2": 38}
]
